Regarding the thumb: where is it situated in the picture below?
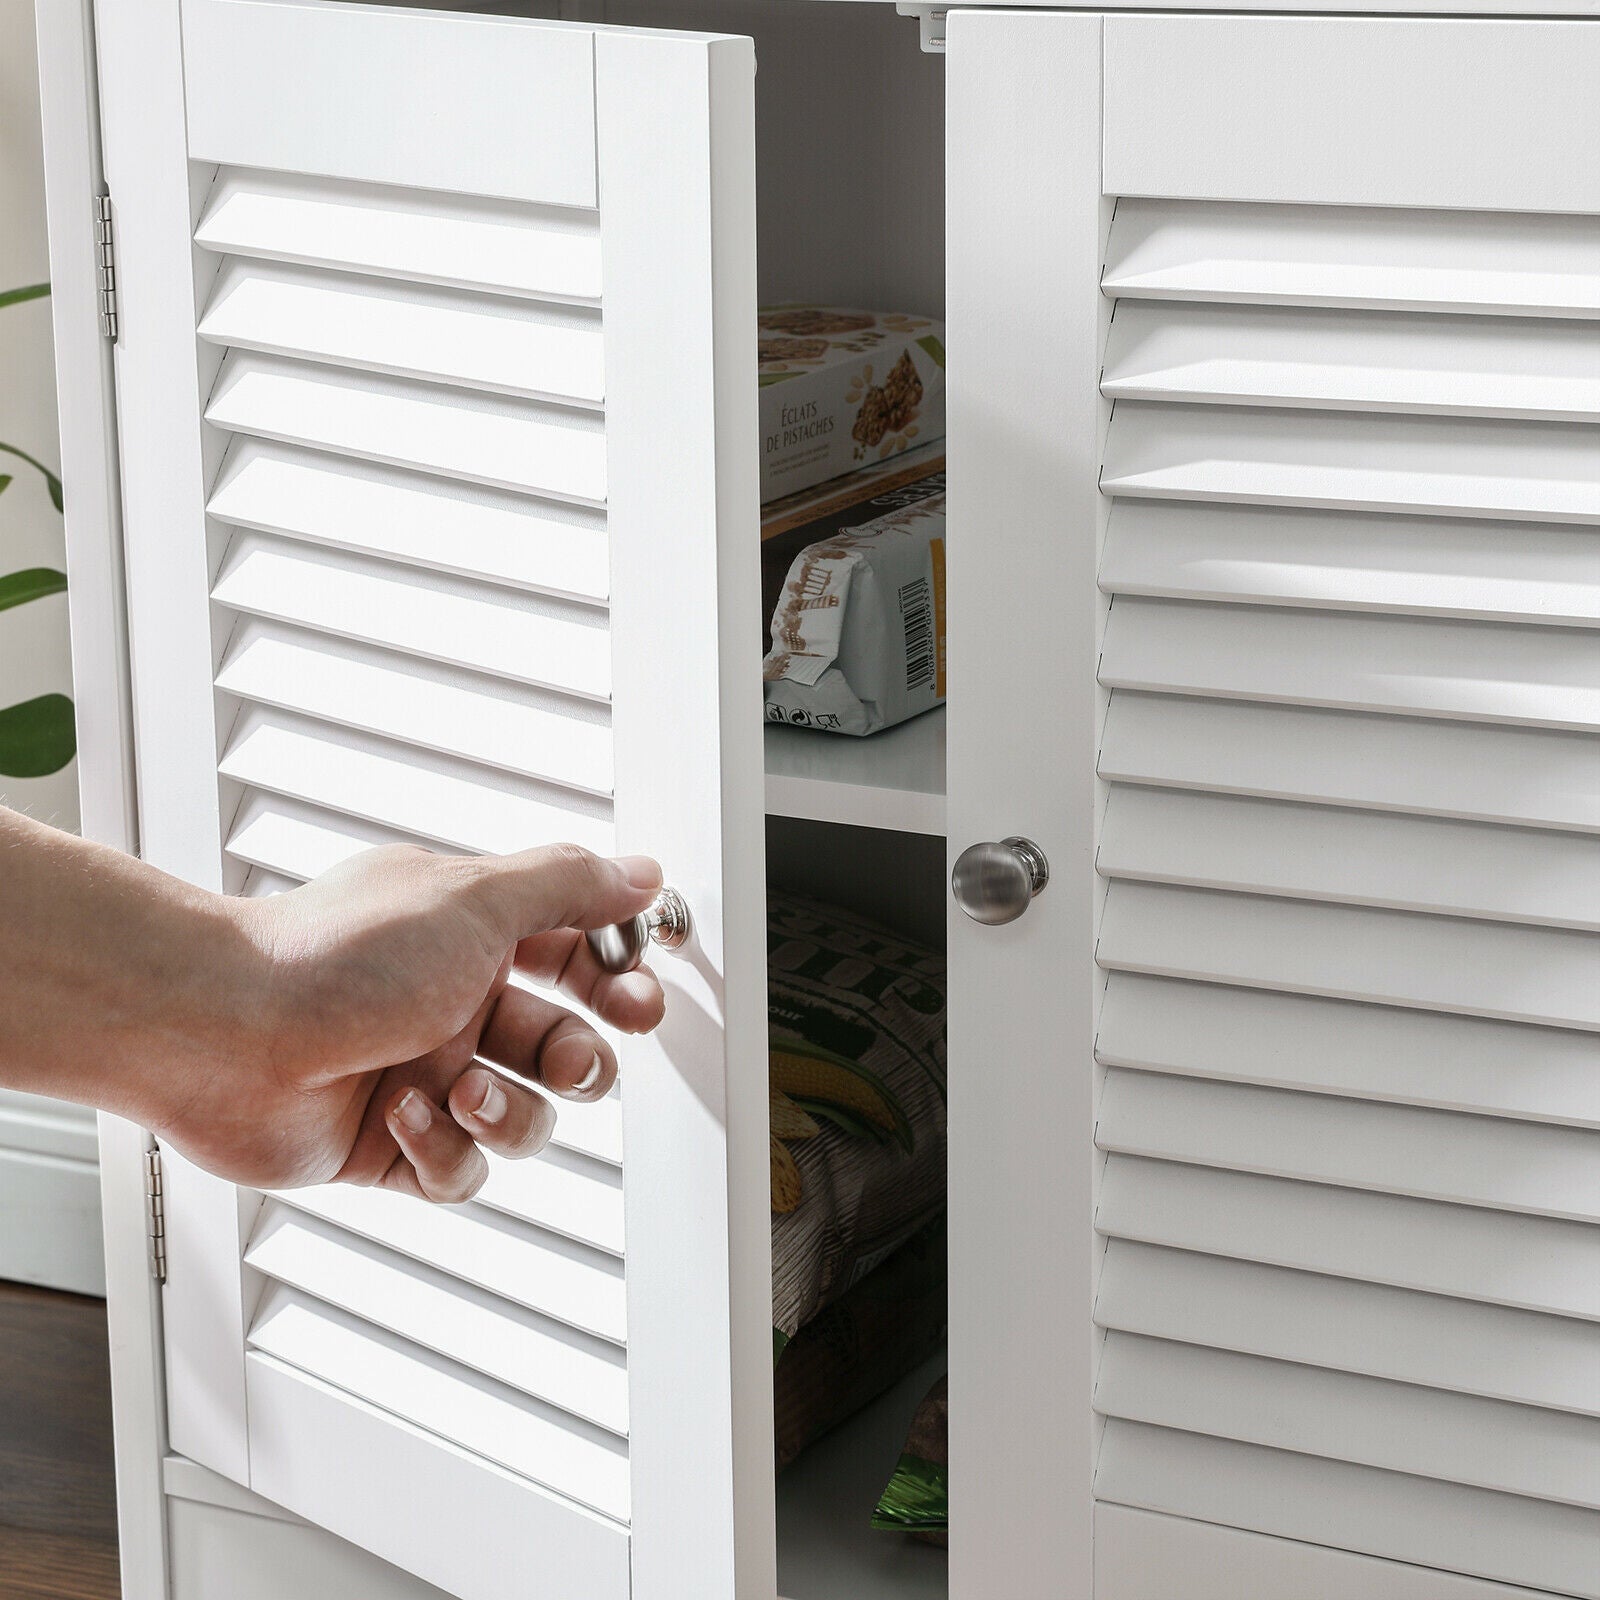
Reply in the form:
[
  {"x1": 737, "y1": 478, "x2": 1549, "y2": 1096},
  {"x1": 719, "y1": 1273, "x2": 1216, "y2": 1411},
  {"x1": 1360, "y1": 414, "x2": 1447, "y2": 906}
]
[{"x1": 472, "y1": 844, "x2": 662, "y2": 941}]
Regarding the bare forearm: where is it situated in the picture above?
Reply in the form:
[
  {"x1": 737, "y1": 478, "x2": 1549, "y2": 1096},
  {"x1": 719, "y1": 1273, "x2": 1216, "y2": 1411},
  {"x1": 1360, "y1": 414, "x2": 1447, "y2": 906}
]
[
  {"x1": 0, "y1": 807, "x2": 273, "y2": 1123},
  {"x1": 0, "y1": 807, "x2": 660, "y2": 1201}
]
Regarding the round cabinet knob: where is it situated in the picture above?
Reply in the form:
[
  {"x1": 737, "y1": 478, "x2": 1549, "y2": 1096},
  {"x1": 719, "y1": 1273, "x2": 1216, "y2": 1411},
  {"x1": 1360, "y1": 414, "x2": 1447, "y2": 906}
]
[
  {"x1": 586, "y1": 887, "x2": 692, "y2": 974},
  {"x1": 951, "y1": 837, "x2": 1049, "y2": 926}
]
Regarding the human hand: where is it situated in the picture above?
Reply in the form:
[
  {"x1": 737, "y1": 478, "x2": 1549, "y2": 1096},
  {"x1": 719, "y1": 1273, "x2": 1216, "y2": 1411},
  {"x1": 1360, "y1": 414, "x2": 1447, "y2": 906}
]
[{"x1": 156, "y1": 844, "x2": 666, "y2": 1202}]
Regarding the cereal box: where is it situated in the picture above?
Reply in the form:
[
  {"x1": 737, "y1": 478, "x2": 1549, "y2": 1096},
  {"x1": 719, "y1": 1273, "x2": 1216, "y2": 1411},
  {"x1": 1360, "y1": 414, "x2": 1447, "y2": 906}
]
[{"x1": 759, "y1": 306, "x2": 946, "y2": 502}]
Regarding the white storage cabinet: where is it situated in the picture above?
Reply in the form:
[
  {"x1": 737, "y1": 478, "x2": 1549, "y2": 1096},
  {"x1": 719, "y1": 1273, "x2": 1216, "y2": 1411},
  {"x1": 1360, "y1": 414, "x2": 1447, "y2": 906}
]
[{"x1": 35, "y1": 2, "x2": 1600, "y2": 1599}]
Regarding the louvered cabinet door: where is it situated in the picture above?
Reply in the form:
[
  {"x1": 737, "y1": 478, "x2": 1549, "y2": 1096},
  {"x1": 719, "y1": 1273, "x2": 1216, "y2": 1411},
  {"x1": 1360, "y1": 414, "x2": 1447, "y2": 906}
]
[
  {"x1": 95, "y1": 5, "x2": 767, "y2": 1598},
  {"x1": 949, "y1": 13, "x2": 1600, "y2": 1600}
]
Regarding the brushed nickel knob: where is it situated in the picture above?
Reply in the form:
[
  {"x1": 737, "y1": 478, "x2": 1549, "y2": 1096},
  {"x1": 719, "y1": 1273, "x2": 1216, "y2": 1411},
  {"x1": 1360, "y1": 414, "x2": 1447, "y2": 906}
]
[
  {"x1": 952, "y1": 837, "x2": 1049, "y2": 926},
  {"x1": 586, "y1": 887, "x2": 692, "y2": 974}
]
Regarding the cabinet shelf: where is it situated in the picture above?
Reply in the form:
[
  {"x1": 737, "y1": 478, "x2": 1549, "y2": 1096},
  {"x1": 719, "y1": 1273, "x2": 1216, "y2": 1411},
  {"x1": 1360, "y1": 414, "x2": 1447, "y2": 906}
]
[
  {"x1": 764, "y1": 709, "x2": 947, "y2": 836},
  {"x1": 776, "y1": 1350, "x2": 949, "y2": 1600}
]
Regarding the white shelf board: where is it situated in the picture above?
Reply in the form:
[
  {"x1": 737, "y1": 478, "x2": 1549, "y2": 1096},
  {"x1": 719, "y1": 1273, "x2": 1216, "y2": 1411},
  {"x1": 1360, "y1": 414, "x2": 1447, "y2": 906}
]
[
  {"x1": 764, "y1": 708, "x2": 946, "y2": 836},
  {"x1": 777, "y1": 1350, "x2": 949, "y2": 1600}
]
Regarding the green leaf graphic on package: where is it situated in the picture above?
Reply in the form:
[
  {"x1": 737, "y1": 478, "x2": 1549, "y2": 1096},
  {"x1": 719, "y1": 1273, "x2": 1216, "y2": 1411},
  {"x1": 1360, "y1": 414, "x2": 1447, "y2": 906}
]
[
  {"x1": 871, "y1": 1454, "x2": 949, "y2": 1535},
  {"x1": 0, "y1": 694, "x2": 76, "y2": 778},
  {"x1": 769, "y1": 1042, "x2": 915, "y2": 1153}
]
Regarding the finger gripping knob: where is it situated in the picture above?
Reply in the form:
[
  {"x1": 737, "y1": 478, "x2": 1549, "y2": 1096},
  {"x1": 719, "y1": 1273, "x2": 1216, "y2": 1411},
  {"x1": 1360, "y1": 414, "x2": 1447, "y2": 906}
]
[
  {"x1": 586, "y1": 887, "x2": 691, "y2": 974},
  {"x1": 951, "y1": 837, "x2": 1049, "y2": 926}
]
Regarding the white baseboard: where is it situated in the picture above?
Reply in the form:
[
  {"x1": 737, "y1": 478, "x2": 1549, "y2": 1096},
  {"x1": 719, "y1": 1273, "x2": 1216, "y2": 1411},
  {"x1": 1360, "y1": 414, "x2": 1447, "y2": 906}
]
[{"x1": 0, "y1": 1143, "x2": 106, "y2": 1295}]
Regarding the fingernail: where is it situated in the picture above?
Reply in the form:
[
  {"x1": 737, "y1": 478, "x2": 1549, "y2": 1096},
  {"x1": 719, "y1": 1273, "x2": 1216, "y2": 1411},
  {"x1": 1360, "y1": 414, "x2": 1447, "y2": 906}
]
[
  {"x1": 574, "y1": 1051, "x2": 605, "y2": 1096},
  {"x1": 472, "y1": 1076, "x2": 507, "y2": 1125},
  {"x1": 393, "y1": 1090, "x2": 431, "y2": 1134},
  {"x1": 617, "y1": 854, "x2": 663, "y2": 892}
]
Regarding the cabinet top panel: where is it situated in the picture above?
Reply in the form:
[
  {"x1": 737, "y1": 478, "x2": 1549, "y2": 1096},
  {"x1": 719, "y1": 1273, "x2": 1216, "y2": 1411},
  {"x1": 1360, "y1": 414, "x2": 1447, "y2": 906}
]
[
  {"x1": 846, "y1": 0, "x2": 1600, "y2": 13},
  {"x1": 385, "y1": 1, "x2": 1600, "y2": 16}
]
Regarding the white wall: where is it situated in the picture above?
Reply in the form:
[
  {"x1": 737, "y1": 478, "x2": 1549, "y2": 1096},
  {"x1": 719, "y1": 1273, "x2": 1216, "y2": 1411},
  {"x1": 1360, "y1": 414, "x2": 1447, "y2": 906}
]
[
  {"x1": 0, "y1": 0, "x2": 102, "y2": 1297},
  {"x1": 1, "y1": 0, "x2": 77, "y2": 827}
]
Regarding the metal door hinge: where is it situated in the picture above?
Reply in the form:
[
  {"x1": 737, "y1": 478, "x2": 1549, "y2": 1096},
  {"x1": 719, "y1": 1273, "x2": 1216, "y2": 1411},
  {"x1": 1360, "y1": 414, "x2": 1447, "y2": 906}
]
[
  {"x1": 895, "y1": 3, "x2": 946, "y2": 52},
  {"x1": 144, "y1": 1146, "x2": 167, "y2": 1283},
  {"x1": 94, "y1": 193, "x2": 118, "y2": 342}
]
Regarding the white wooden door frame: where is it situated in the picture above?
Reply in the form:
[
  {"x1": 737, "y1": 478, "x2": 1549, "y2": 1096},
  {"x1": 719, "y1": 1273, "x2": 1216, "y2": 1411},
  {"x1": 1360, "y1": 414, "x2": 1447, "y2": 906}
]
[
  {"x1": 32, "y1": 3, "x2": 169, "y2": 1599},
  {"x1": 945, "y1": 13, "x2": 1106, "y2": 1598},
  {"x1": 952, "y1": 9, "x2": 1600, "y2": 1599},
  {"x1": 87, "y1": 2, "x2": 772, "y2": 1597}
]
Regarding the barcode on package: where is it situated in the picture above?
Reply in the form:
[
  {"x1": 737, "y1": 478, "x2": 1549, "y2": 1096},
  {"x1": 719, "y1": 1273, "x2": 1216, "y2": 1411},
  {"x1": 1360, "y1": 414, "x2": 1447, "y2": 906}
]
[{"x1": 900, "y1": 576, "x2": 934, "y2": 693}]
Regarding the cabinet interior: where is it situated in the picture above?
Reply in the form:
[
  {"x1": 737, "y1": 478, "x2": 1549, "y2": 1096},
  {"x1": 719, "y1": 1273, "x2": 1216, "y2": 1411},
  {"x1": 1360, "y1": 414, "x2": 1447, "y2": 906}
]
[
  {"x1": 717, "y1": 5, "x2": 948, "y2": 1591},
  {"x1": 739, "y1": 10, "x2": 948, "y2": 1593}
]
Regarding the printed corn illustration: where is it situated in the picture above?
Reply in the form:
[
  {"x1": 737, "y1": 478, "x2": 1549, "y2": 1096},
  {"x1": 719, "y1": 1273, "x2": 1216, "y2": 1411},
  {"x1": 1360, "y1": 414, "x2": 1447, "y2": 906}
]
[
  {"x1": 770, "y1": 1045, "x2": 913, "y2": 1151},
  {"x1": 769, "y1": 1087, "x2": 820, "y2": 1213}
]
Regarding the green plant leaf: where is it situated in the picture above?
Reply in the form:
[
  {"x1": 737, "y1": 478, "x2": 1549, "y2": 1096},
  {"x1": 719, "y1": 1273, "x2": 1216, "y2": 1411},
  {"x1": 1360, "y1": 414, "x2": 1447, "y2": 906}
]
[
  {"x1": 0, "y1": 568, "x2": 68, "y2": 613},
  {"x1": 0, "y1": 475, "x2": 10, "y2": 497},
  {"x1": 0, "y1": 283, "x2": 50, "y2": 311},
  {"x1": 0, "y1": 693, "x2": 76, "y2": 778},
  {"x1": 0, "y1": 443, "x2": 63, "y2": 512}
]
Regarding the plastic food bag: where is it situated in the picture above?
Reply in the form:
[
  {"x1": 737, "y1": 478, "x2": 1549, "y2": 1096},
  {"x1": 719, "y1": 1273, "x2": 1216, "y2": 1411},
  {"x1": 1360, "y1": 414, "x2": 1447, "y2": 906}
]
[
  {"x1": 763, "y1": 493, "x2": 946, "y2": 737},
  {"x1": 773, "y1": 1215, "x2": 946, "y2": 1471},
  {"x1": 872, "y1": 1374, "x2": 949, "y2": 1547},
  {"x1": 766, "y1": 891, "x2": 947, "y2": 1346}
]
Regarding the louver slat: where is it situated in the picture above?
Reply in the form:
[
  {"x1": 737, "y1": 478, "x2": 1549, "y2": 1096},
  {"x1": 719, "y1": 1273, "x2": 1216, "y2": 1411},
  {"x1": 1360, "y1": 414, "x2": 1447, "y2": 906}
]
[
  {"x1": 198, "y1": 256, "x2": 604, "y2": 404},
  {"x1": 475, "y1": 1144, "x2": 625, "y2": 1257},
  {"x1": 195, "y1": 168, "x2": 604, "y2": 303},
  {"x1": 1102, "y1": 199, "x2": 1600, "y2": 320},
  {"x1": 250, "y1": 1287, "x2": 630, "y2": 1520},
  {"x1": 1101, "y1": 402, "x2": 1600, "y2": 525},
  {"x1": 273, "y1": 1182, "x2": 627, "y2": 1345},
  {"x1": 1095, "y1": 188, "x2": 1600, "y2": 1593},
  {"x1": 1096, "y1": 1331, "x2": 1600, "y2": 1508},
  {"x1": 1096, "y1": 1422, "x2": 1600, "y2": 1599},
  {"x1": 216, "y1": 619, "x2": 614, "y2": 796},
  {"x1": 192, "y1": 153, "x2": 630, "y2": 1531},
  {"x1": 1096, "y1": 1239, "x2": 1600, "y2": 1418},
  {"x1": 1099, "y1": 693, "x2": 1600, "y2": 834},
  {"x1": 1102, "y1": 301, "x2": 1600, "y2": 422},
  {"x1": 225, "y1": 790, "x2": 437, "y2": 880},
  {"x1": 1098, "y1": 1155, "x2": 1600, "y2": 1322},
  {"x1": 246, "y1": 1203, "x2": 627, "y2": 1434},
  {"x1": 1100, "y1": 597, "x2": 1600, "y2": 731},
  {"x1": 212, "y1": 531, "x2": 610, "y2": 702},
  {"x1": 1098, "y1": 787, "x2": 1600, "y2": 929},
  {"x1": 208, "y1": 439, "x2": 608, "y2": 602},
  {"x1": 1097, "y1": 1067, "x2": 1600, "y2": 1221},
  {"x1": 244, "y1": 1356, "x2": 629, "y2": 1600},
  {"x1": 205, "y1": 350, "x2": 607, "y2": 505},
  {"x1": 1097, "y1": 881, "x2": 1600, "y2": 1031},
  {"x1": 1099, "y1": 499, "x2": 1600, "y2": 625},
  {"x1": 218, "y1": 709, "x2": 614, "y2": 860},
  {"x1": 1097, "y1": 974, "x2": 1600, "y2": 1128},
  {"x1": 240, "y1": 867, "x2": 300, "y2": 899}
]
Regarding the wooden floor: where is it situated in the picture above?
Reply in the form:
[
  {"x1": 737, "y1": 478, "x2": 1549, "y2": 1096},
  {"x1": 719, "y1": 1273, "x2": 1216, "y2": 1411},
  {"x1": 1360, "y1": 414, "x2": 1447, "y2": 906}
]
[{"x1": 0, "y1": 1282, "x2": 120, "y2": 1600}]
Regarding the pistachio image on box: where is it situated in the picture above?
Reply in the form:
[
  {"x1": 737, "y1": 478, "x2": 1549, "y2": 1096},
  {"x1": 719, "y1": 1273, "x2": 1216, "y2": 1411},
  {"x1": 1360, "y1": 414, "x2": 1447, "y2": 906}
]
[
  {"x1": 758, "y1": 306, "x2": 946, "y2": 502},
  {"x1": 764, "y1": 492, "x2": 946, "y2": 737}
]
